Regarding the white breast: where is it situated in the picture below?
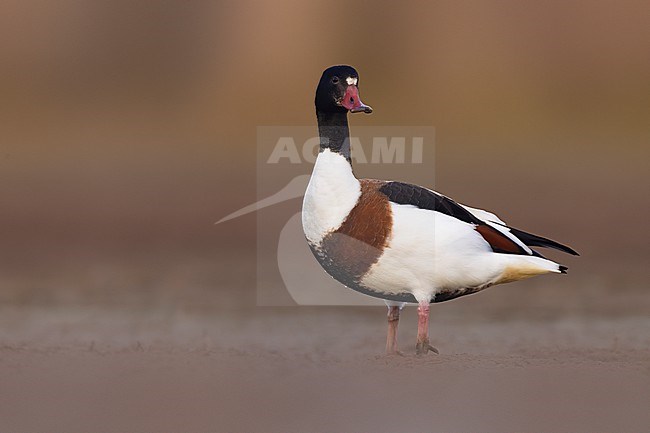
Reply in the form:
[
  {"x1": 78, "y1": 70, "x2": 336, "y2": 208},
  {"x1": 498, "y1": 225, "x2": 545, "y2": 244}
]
[{"x1": 302, "y1": 149, "x2": 361, "y2": 244}]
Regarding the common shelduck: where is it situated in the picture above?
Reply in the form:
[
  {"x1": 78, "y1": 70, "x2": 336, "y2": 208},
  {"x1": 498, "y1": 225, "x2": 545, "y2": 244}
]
[{"x1": 302, "y1": 65, "x2": 579, "y2": 355}]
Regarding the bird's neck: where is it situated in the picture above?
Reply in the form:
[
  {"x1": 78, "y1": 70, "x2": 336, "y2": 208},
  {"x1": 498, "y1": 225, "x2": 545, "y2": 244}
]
[{"x1": 316, "y1": 110, "x2": 352, "y2": 163}]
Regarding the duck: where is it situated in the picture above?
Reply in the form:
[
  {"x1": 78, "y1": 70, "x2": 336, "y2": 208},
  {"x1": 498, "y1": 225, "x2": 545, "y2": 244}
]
[{"x1": 302, "y1": 65, "x2": 578, "y2": 355}]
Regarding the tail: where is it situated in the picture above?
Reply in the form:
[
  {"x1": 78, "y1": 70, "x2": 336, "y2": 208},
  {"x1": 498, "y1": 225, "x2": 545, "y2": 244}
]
[{"x1": 494, "y1": 255, "x2": 567, "y2": 285}]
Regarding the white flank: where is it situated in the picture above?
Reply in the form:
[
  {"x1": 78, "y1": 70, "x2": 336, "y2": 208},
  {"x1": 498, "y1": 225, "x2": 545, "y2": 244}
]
[
  {"x1": 360, "y1": 202, "x2": 561, "y2": 303},
  {"x1": 302, "y1": 149, "x2": 361, "y2": 244},
  {"x1": 360, "y1": 203, "x2": 493, "y2": 303}
]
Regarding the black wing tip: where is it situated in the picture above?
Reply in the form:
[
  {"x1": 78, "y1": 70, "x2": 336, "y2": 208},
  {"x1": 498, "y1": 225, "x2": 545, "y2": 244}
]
[
  {"x1": 508, "y1": 226, "x2": 579, "y2": 256},
  {"x1": 560, "y1": 245, "x2": 580, "y2": 256},
  {"x1": 540, "y1": 239, "x2": 580, "y2": 256},
  {"x1": 553, "y1": 245, "x2": 579, "y2": 256},
  {"x1": 559, "y1": 265, "x2": 568, "y2": 274}
]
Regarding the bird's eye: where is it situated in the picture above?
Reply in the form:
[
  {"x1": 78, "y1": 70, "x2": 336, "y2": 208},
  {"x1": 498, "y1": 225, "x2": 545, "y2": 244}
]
[{"x1": 331, "y1": 76, "x2": 340, "y2": 84}]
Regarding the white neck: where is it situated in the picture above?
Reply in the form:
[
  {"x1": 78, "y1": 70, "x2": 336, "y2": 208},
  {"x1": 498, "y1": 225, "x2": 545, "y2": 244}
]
[{"x1": 302, "y1": 149, "x2": 361, "y2": 243}]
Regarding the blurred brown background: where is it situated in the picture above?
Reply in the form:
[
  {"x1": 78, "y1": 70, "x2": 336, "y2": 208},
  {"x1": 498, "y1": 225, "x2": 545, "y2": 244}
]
[{"x1": 1, "y1": 0, "x2": 648, "y2": 309}]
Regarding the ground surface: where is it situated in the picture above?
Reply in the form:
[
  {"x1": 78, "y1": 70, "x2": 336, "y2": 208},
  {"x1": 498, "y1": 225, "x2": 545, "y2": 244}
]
[{"x1": 1, "y1": 303, "x2": 648, "y2": 433}]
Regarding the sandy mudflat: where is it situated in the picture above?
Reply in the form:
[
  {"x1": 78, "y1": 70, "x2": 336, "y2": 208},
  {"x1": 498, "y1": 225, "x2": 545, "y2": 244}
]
[{"x1": 1, "y1": 306, "x2": 648, "y2": 433}]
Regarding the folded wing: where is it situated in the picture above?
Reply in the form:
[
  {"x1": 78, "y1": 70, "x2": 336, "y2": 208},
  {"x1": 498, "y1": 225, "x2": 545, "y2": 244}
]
[{"x1": 378, "y1": 181, "x2": 578, "y2": 257}]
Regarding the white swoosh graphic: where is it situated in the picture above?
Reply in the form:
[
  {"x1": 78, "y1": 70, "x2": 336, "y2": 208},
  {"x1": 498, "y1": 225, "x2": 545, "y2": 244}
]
[{"x1": 215, "y1": 175, "x2": 310, "y2": 224}]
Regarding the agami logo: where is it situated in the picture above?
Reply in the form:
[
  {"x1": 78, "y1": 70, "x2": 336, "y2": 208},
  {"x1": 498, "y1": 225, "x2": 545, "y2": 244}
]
[{"x1": 217, "y1": 126, "x2": 435, "y2": 306}]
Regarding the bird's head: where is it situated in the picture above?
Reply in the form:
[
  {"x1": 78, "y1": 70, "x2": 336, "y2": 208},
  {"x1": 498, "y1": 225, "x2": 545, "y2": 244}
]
[{"x1": 315, "y1": 65, "x2": 373, "y2": 115}]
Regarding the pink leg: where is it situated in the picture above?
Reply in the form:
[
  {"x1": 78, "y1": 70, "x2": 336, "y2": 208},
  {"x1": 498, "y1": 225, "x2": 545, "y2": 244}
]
[
  {"x1": 385, "y1": 306, "x2": 401, "y2": 355},
  {"x1": 416, "y1": 302, "x2": 439, "y2": 355}
]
